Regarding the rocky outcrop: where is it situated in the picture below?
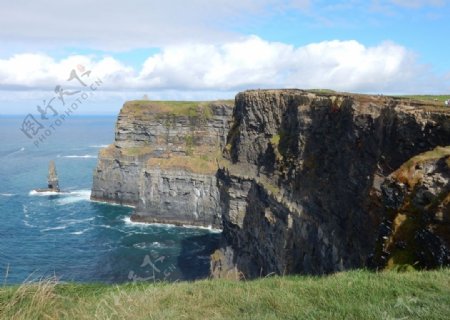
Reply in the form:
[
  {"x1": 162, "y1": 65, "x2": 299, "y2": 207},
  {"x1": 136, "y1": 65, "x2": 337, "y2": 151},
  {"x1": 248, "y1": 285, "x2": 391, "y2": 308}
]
[
  {"x1": 372, "y1": 146, "x2": 450, "y2": 270},
  {"x1": 211, "y1": 90, "x2": 450, "y2": 278},
  {"x1": 91, "y1": 100, "x2": 233, "y2": 227}
]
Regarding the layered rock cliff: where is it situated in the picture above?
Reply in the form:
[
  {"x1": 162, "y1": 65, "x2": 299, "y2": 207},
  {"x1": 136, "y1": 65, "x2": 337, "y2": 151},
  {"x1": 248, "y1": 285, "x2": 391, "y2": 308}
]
[
  {"x1": 91, "y1": 90, "x2": 450, "y2": 279},
  {"x1": 91, "y1": 100, "x2": 233, "y2": 227},
  {"x1": 211, "y1": 90, "x2": 450, "y2": 278}
]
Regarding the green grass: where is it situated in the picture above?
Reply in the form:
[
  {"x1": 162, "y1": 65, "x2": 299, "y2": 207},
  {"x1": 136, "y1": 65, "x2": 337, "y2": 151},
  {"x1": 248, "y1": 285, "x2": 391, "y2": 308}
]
[
  {"x1": 123, "y1": 100, "x2": 234, "y2": 118},
  {"x1": 308, "y1": 89, "x2": 337, "y2": 94},
  {"x1": 399, "y1": 95, "x2": 450, "y2": 103},
  {"x1": 270, "y1": 134, "x2": 280, "y2": 146},
  {"x1": 393, "y1": 146, "x2": 450, "y2": 188},
  {"x1": 1, "y1": 269, "x2": 449, "y2": 319}
]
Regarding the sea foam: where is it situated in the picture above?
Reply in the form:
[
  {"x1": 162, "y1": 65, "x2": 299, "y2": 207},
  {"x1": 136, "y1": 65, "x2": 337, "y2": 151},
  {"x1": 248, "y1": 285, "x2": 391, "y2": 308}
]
[{"x1": 62, "y1": 155, "x2": 97, "y2": 159}]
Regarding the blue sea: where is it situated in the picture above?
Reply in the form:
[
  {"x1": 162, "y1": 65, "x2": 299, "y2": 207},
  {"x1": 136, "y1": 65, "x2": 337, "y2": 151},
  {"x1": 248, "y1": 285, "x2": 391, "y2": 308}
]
[{"x1": 0, "y1": 116, "x2": 220, "y2": 284}]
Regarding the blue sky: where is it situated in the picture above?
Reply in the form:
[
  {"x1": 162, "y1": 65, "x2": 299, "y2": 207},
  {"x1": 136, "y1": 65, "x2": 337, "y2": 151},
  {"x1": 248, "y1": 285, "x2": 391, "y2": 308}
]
[{"x1": 0, "y1": 0, "x2": 449, "y2": 115}]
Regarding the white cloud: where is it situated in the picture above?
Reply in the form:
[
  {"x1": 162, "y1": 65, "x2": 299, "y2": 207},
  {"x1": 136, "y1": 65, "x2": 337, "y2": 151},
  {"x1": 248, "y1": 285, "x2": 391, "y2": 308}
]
[{"x1": 0, "y1": 36, "x2": 447, "y2": 96}]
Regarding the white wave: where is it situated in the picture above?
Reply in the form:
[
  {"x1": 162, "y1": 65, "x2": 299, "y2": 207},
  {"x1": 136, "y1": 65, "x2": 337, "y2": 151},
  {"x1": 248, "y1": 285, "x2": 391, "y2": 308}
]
[
  {"x1": 29, "y1": 190, "x2": 61, "y2": 196},
  {"x1": 182, "y1": 224, "x2": 222, "y2": 233},
  {"x1": 70, "y1": 228, "x2": 92, "y2": 235},
  {"x1": 133, "y1": 241, "x2": 163, "y2": 249},
  {"x1": 56, "y1": 190, "x2": 92, "y2": 205},
  {"x1": 122, "y1": 216, "x2": 222, "y2": 232},
  {"x1": 41, "y1": 225, "x2": 67, "y2": 232},
  {"x1": 123, "y1": 217, "x2": 175, "y2": 228},
  {"x1": 0, "y1": 193, "x2": 15, "y2": 197},
  {"x1": 89, "y1": 144, "x2": 109, "y2": 148},
  {"x1": 62, "y1": 155, "x2": 97, "y2": 159},
  {"x1": 90, "y1": 199, "x2": 136, "y2": 208}
]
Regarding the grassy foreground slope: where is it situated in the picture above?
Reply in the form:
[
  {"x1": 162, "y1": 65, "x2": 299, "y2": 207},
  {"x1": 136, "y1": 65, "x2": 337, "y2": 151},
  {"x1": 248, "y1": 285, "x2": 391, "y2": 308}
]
[{"x1": 1, "y1": 269, "x2": 449, "y2": 320}]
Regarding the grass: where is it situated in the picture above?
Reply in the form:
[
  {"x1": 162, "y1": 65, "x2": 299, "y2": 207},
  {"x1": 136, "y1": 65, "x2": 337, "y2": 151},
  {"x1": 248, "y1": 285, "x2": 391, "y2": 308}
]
[
  {"x1": 399, "y1": 95, "x2": 450, "y2": 103},
  {"x1": 392, "y1": 146, "x2": 450, "y2": 189},
  {"x1": 270, "y1": 134, "x2": 280, "y2": 146},
  {"x1": 308, "y1": 89, "x2": 337, "y2": 94},
  {"x1": 1, "y1": 269, "x2": 449, "y2": 319},
  {"x1": 381, "y1": 146, "x2": 450, "y2": 270},
  {"x1": 122, "y1": 100, "x2": 234, "y2": 118}
]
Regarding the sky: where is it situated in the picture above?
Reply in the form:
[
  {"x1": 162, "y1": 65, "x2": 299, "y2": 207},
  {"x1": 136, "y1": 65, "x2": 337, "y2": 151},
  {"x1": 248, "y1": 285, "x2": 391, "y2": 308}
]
[{"x1": 0, "y1": 0, "x2": 449, "y2": 115}]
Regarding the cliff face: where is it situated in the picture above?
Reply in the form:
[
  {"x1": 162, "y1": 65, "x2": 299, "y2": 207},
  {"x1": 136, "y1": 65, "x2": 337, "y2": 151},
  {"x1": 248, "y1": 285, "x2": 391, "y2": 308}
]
[
  {"x1": 91, "y1": 100, "x2": 233, "y2": 227},
  {"x1": 211, "y1": 90, "x2": 450, "y2": 278},
  {"x1": 373, "y1": 146, "x2": 450, "y2": 270},
  {"x1": 92, "y1": 90, "x2": 450, "y2": 278}
]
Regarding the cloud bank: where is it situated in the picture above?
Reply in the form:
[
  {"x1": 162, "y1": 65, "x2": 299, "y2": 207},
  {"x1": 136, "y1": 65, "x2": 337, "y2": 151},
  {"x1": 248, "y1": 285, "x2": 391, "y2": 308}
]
[{"x1": 0, "y1": 36, "x2": 446, "y2": 95}]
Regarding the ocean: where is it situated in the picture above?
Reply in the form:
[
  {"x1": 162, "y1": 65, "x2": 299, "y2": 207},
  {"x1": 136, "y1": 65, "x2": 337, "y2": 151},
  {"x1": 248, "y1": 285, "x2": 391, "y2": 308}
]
[{"x1": 0, "y1": 116, "x2": 220, "y2": 284}]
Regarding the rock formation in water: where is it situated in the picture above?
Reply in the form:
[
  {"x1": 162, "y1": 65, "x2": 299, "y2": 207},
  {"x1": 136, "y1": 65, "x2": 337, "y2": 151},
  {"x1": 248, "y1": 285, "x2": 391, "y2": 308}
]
[
  {"x1": 91, "y1": 90, "x2": 450, "y2": 278},
  {"x1": 91, "y1": 100, "x2": 233, "y2": 227},
  {"x1": 47, "y1": 161, "x2": 60, "y2": 191},
  {"x1": 34, "y1": 160, "x2": 60, "y2": 193}
]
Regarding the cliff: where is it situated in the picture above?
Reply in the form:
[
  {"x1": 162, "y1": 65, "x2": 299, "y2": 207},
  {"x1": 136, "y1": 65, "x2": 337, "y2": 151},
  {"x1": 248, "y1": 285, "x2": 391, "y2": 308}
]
[
  {"x1": 91, "y1": 100, "x2": 233, "y2": 227},
  {"x1": 373, "y1": 146, "x2": 450, "y2": 270},
  {"x1": 91, "y1": 90, "x2": 450, "y2": 278},
  {"x1": 211, "y1": 90, "x2": 450, "y2": 278}
]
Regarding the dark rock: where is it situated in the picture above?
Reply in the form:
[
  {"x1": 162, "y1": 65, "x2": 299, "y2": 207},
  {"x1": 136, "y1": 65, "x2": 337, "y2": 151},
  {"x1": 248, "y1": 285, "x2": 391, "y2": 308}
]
[{"x1": 212, "y1": 90, "x2": 450, "y2": 278}]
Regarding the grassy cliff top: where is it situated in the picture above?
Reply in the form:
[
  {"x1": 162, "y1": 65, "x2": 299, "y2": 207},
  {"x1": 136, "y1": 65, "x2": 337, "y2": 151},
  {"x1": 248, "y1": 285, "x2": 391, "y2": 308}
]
[
  {"x1": 240, "y1": 89, "x2": 450, "y2": 107},
  {"x1": 121, "y1": 100, "x2": 234, "y2": 118},
  {"x1": 1, "y1": 269, "x2": 449, "y2": 319},
  {"x1": 392, "y1": 146, "x2": 450, "y2": 188},
  {"x1": 399, "y1": 95, "x2": 450, "y2": 103}
]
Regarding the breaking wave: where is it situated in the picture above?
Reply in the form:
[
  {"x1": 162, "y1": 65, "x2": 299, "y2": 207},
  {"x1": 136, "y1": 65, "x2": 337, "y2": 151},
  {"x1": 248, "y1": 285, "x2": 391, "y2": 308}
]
[
  {"x1": 41, "y1": 225, "x2": 68, "y2": 232},
  {"x1": 56, "y1": 190, "x2": 92, "y2": 205},
  {"x1": 70, "y1": 228, "x2": 92, "y2": 235},
  {"x1": 123, "y1": 216, "x2": 175, "y2": 228},
  {"x1": 89, "y1": 145, "x2": 109, "y2": 148},
  {"x1": 123, "y1": 216, "x2": 222, "y2": 232},
  {"x1": 61, "y1": 155, "x2": 97, "y2": 159},
  {"x1": 29, "y1": 189, "x2": 91, "y2": 204},
  {"x1": 29, "y1": 190, "x2": 61, "y2": 196}
]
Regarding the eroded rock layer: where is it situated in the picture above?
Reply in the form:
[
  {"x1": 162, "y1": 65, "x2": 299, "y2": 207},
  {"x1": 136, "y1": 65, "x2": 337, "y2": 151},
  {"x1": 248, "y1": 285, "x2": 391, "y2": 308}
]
[{"x1": 91, "y1": 100, "x2": 233, "y2": 227}]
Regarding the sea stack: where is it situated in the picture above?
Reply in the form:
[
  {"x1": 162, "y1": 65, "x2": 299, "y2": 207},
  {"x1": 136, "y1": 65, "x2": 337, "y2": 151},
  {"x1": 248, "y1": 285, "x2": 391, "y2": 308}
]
[
  {"x1": 47, "y1": 160, "x2": 60, "y2": 192},
  {"x1": 34, "y1": 160, "x2": 61, "y2": 193}
]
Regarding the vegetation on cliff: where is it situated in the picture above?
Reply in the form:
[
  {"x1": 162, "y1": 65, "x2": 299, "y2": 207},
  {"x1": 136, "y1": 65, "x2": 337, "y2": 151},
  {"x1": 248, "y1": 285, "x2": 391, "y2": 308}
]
[
  {"x1": 1, "y1": 269, "x2": 449, "y2": 320},
  {"x1": 122, "y1": 100, "x2": 233, "y2": 118},
  {"x1": 376, "y1": 146, "x2": 450, "y2": 270}
]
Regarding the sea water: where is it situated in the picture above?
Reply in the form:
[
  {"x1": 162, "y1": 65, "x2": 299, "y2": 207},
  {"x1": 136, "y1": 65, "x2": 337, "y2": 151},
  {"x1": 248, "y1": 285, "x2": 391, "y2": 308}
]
[{"x1": 0, "y1": 116, "x2": 220, "y2": 284}]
